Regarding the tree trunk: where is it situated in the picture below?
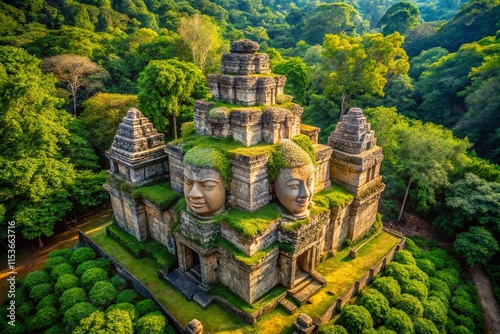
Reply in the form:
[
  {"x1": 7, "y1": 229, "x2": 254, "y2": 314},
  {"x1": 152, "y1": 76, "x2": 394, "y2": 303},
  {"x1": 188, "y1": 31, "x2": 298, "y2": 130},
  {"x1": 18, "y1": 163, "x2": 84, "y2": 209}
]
[
  {"x1": 73, "y1": 94, "x2": 77, "y2": 117},
  {"x1": 340, "y1": 93, "x2": 348, "y2": 119},
  {"x1": 173, "y1": 114, "x2": 178, "y2": 140},
  {"x1": 398, "y1": 180, "x2": 412, "y2": 222},
  {"x1": 38, "y1": 235, "x2": 44, "y2": 249}
]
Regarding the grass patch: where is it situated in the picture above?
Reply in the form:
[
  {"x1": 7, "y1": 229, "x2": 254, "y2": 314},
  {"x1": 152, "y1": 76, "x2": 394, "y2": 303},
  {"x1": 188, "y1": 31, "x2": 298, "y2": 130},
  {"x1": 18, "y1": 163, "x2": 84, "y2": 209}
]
[
  {"x1": 144, "y1": 240, "x2": 177, "y2": 271},
  {"x1": 218, "y1": 239, "x2": 276, "y2": 266},
  {"x1": 208, "y1": 282, "x2": 287, "y2": 314},
  {"x1": 280, "y1": 217, "x2": 311, "y2": 232},
  {"x1": 313, "y1": 183, "x2": 354, "y2": 210},
  {"x1": 132, "y1": 182, "x2": 181, "y2": 211},
  {"x1": 300, "y1": 123, "x2": 319, "y2": 132},
  {"x1": 219, "y1": 204, "x2": 281, "y2": 237}
]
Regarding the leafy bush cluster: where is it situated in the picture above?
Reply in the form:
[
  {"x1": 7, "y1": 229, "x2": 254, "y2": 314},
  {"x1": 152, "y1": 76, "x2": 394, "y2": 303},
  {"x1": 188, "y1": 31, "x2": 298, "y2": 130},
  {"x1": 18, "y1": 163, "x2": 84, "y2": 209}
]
[
  {"x1": 106, "y1": 223, "x2": 177, "y2": 271},
  {"x1": 0, "y1": 247, "x2": 174, "y2": 334},
  {"x1": 321, "y1": 239, "x2": 484, "y2": 334}
]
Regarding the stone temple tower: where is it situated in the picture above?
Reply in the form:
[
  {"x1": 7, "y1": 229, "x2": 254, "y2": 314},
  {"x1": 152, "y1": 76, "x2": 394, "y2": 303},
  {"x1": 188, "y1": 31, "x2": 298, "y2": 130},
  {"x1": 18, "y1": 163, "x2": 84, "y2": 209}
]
[
  {"x1": 327, "y1": 108, "x2": 385, "y2": 241},
  {"x1": 105, "y1": 108, "x2": 169, "y2": 241}
]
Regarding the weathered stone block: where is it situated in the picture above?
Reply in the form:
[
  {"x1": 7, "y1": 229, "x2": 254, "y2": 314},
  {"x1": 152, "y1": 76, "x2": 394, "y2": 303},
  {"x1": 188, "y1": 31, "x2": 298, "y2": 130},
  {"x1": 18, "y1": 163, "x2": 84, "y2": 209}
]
[{"x1": 165, "y1": 144, "x2": 185, "y2": 193}]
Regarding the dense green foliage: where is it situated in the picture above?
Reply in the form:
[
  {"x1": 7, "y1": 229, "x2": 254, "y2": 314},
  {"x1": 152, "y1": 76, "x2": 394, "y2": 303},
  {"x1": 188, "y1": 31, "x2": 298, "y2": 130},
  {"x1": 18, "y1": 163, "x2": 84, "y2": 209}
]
[{"x1": 0, "y1": 247, "x2": 173, "y2": 334}]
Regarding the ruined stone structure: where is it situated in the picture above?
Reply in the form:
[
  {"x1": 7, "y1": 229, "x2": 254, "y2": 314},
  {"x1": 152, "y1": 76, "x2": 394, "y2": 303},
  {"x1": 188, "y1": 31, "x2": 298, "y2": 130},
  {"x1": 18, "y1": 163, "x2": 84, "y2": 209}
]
[{"x1": 104, "y1": 40, "x2": 385, "y2": 317}]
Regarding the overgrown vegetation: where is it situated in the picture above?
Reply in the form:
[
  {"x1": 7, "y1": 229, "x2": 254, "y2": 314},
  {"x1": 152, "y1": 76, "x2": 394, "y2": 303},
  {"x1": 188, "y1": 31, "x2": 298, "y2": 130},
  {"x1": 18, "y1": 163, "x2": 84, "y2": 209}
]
[
  {"x1": 218, "y1": 204, "x2": 281, "y2": 237},
  {"x1": 218, "y1": 239, "x2": 277, "y2": 266},
  {"x1": 0, "y1": 247, "x2": 174, "y2": 334},
  {"x1": 132, "y1": 182, "x2": 181, "y2": 211}
]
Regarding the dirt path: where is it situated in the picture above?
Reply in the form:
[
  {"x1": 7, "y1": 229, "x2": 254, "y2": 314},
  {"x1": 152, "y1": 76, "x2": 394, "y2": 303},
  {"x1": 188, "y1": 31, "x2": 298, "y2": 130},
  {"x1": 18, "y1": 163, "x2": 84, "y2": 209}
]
[
  {"x1": 468, "y1": 265, "x2": 500, "y2": 334},
  {"x1": 0, "y1": 203, "x2": 112, "y2": 298}
]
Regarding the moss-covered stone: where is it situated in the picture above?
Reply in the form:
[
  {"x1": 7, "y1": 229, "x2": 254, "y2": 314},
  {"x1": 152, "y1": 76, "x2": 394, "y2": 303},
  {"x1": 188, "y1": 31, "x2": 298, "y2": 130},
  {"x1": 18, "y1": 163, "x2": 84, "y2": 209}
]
[
  {"x1": 268, "y1": 139, "x2": 313, "y2": 181},
  {"x1": 183, "y1": 147, "x2": 232, "y2": 185},
  {"x1": 219, "y1": 204, "x2": 281, "y2": 238},
  {"x1": 132, "y1": 182, "x2": 181, "y2": 210}
]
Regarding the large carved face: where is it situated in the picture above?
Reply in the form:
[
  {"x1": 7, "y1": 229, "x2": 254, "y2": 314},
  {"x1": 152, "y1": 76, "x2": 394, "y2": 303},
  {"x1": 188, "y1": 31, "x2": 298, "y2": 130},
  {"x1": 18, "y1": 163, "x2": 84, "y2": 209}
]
[
  {"x1": 275, "y1": 163, "x2": 315, "y2": 219},
  {"x1": 184, "y1": 165, "x2": 226, "y2": 218}
]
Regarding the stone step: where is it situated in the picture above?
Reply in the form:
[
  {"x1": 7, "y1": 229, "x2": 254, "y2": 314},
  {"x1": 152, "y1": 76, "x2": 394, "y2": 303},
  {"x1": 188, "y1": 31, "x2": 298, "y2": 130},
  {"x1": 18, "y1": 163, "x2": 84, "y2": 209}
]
[
  {"x1": 186, "y1": 267, "x2": 202, "y2": 283},
  {"x1": 279, "y1": 298, "x2": 297, "y2": 315},
  {"x1": 193, "y1": 290, "x2": 215, "y2": 309},
  {"x1": 291, "y1": 280, "x2": 323, "y2": 305},
  {"x1": 294, "y1": 269, "x2": 309, "y2": 286},
  {"x1": 289, "y1": 276, "x2": 313, "y2": 295}
]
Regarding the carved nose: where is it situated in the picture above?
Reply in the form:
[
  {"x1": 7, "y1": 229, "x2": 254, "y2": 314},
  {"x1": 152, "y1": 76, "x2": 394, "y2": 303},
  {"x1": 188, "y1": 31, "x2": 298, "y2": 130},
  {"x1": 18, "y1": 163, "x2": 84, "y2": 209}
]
[
  {"x1": 298, "y1": 182, "x2": 310, "y2": 199},
  {"x1": 189, "y1": 183, "x2": 203, "y2": 198}
]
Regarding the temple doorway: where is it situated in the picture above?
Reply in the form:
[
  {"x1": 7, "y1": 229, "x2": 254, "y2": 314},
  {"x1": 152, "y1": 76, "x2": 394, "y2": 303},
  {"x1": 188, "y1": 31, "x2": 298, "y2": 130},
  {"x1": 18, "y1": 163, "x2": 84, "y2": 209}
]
[
  {"x1": 294, "y1": 247, "x2": 314, "y2": 284},
  {"x1": 180, "y1": 243, "x2": 202, "y2": 283}
]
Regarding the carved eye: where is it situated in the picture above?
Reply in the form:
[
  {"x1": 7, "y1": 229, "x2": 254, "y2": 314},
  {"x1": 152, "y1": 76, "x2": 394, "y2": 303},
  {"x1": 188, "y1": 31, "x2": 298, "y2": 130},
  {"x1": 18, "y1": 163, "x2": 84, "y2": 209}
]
[
  {"x1": 288, "y1": 183, "x2": 300, "y2": 190},
  {"x1": 185, "y1": 179, "x2": 193, "y2": 186}
]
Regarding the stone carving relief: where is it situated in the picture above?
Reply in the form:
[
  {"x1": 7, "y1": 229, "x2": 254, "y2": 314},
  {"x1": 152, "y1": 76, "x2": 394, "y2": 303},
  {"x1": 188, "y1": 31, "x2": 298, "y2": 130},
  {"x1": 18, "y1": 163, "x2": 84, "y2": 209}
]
[
  {"x1": 275, "y1": 163, "x2": 315, "y2": 219},
  {"x1": 183, "y1": 165, "x2": 226, "y2": 218}
]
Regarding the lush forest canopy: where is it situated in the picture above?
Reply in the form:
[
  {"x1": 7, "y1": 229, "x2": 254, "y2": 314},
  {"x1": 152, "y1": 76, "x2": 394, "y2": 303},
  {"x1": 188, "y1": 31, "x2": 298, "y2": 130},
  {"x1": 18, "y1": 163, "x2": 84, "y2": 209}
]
[{"x1": 1, "y1": 0, "x2": 500, "y2": 329}]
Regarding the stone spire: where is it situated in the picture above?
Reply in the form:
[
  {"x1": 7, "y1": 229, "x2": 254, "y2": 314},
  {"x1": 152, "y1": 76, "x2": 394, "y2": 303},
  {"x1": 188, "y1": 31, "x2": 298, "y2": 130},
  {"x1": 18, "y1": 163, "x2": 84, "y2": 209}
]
[
  {"x1": 327, "y1": 108, "x2": 383, "y2": 195},
  {"x1": 106, "y1": 108, "x2": 168, "y2": 186},
  {"x1": 207, "y1": 39, "x2": 286, "y2": 106}
]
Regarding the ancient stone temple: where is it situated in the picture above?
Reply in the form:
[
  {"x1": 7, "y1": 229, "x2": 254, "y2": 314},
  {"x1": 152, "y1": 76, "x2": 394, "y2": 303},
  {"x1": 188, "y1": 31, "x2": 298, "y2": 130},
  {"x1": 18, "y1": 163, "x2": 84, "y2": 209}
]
[{"x1": 104, "y1": 40, "x2": 385, "y2": 321}]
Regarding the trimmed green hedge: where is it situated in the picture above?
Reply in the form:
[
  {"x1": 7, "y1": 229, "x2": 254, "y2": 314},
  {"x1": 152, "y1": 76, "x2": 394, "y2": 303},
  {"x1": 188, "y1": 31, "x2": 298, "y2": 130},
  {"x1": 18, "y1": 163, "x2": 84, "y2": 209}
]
[{"x1": 106, "y1": 223, "x2": 147, "y2": 258}]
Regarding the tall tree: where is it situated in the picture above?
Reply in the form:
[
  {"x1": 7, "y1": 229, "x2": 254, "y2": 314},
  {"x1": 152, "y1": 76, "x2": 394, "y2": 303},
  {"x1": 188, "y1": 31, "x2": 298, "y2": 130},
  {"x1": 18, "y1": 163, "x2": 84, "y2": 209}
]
[
  {"x1": 365, "y1": 107, "x2": 470, "y2": 220},
  {"x1": 0, "y1": 46, "x2": 75, "y2": 247},
  {"x1": 137, "y1": 59, "x2": 208, "y2": 139},
  {"x1": 302, "y1": 3, "x2": 367, "y2": 45},
  {"x1": 321, "y1": 32, "x2": 409, "y2": 117},
  {"x1": 177, "y1": 14, "x2": 223, "y2": 73},
  {"x1": 42, "y1": 54, "x2": 108, "y2": 116},
  {"x1": 377, "y1": 2, "x2": 420, "y2": 36},
  {"x1": 454, "y1": 226, "x2": 499, "y2": 267},
  {"x1": 273, "y1": 57, "x2": 310, "y2": 105}
]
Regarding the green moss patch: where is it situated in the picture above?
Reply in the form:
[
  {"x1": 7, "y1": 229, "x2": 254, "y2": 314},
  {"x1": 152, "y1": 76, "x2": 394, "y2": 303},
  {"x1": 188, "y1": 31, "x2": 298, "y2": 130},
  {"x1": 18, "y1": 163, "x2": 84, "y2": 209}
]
[
  {"x1": 280, "y1": 217, "x2": 311, "y2": 232},
  {"x1": 268, "y1": 139, "x2": 313, "y2": 181},
  {"x1": 183, "y1": 146, "x2": 232, "y2": 185},
  {"x1": 300, "y1": 123, "x2": 319, "y2": 132},
  {"x1": 218, "y1": 239, "x2": 276, "y2": 266},
  {"x1": 313, "y1": 183, "x2": 354, "y2": 210},
  {"x1": 219, "y1": 204, "x2": 281, "y2": 238},
  {"x1": 292, "y1": 134, "x2": 317, "y2": 166},
  {"x1": 132, "y1": 182, "x2": 181, "y2": 211}
]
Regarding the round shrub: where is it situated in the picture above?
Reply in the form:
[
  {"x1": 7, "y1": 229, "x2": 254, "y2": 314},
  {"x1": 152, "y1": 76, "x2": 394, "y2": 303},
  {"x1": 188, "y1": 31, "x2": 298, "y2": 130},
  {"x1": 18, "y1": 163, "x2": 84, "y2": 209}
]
[
  {"x1": 319, "y1": 324, "x2": 349, "y2": 334},
  {"x1": 137, "y1": 311, "x2": 167, "y2": 334},
  {"x1": 428, "y1": 277, "x2": 451, "y2": 303},
  {"x1": 70, "y1": 247, "x2": 96, "y2": 266},
  {"x1": 451, "y1": 294, "x2": 481, "y2": 320},
  {"x1": 403, "y1": 238, "x2": 423, "y2": 258},
  {"x1": 360, "y1": 289, "x2": 390, "y2": 325},
  {"x1": 55, "y1": 274, "x2": 79, "y2": 294},
  {"x1": 340, "y1": 305, "x2": 374, "y2": 334},
  {"x1": 24, "y1": 270, "x2": 51, "y2": 290},
  {"x1": 80, "y1": 267, "x2": 108, "y2": 290},
  {"x1": 401, "y1": 279, "x2": 428, "y2": 301},
  {"x1": 2, "y1": 321, "x2": 25, "y2": 334},
  {"x1": 423, "y1": 300, "x2": 448, "y2": 330},
  {"x1": 105, "y1": 308, "x2": 134, "y2": 333},
  {"x1": 50, "y1": 263, "x2": 74, "y2": 280},
  {"x1": 43, "y1": 325, "x2": 64, "y2": 334},
  {"x1": 116, "y1": 289, "x2": 140, "y2": 304},
  {"x1": 372, "y1": 276, "x2": 401, "y2": 305},
  {"x1": 436, "y1": 268, "x2": 461, "y2": 290},
  {"x1": 136, "y1": 298, "x2": 158, "y2": 317},
  {"x1": 376, "y1": 326, "x2": 397, "y2": 334},
  {"x1": 406, "y1": 265, "x2": 429, "y2": 287},
  {"x1": 89, "y1": 281, "x2": 117, "y2": 307},
  {"x1": 414, "y1": 317, "x2": 439, "y2": 334},
  {"x1": 106, "y1": 302, "x2": 137, "y2": 322},
  {"x1": 48, "y1": 248, "x2": 73, "y2": 261},
  {"x1": 75, "y1": 258, "x2": 111, "y2": 277},
  {"x1": 426, "y1": 248, "x2": 448, "y2": 269},
  {"x1": 451, "y1": 325, "x2": 473, "y2": 334},
  {"x1": 394, "y1": 250, "x2": 416, "y2": 266},
  {"x1": 13, "y1": 284, "x2": 28, "y2": 305},
  {"x1": 416, "y1": 258, "x2": 436, "y2": 277},
  {"x1": 384, "y1": 307, "x2": 414, "y2": 334},
  {"x1": 36, "y1": 293, "x2": 58, "y2": 310},
  {"x1": 110, "y1": 274, "x2": 127, "y2": 293},
  {"x1": 449, "y1": 310, "x2": 477, "y2": 333},
  {"x1": 16, "y1": 300, "x2": 34, "y2": 320},
  {"x1": 73, "y1": 311, "x2": 105, "y2": 333},
  {"x1": 63, "y1": 302, "x2": 97, "y2": 328},
  {"x1": 29, "y1": 283, "x2": 54, "y2": 302},
  {"x1": 34, "y1": 306, "x2": 58, "y2": 330},
  {"x1": 395, "y1": 293, "x2": 424, "y2": 318},
  {"x1": 25, "y1": 315, "x2": 45, "y2": 333},
  {"x1": 44, "y1": 256, "x2": 69, "y2": 273},
  {"x1": 59, "y1": 287, "x2": 86, "y2": 312},
  {"x1": 384, "y1": 262, "x2": 411, "y2": 285}
]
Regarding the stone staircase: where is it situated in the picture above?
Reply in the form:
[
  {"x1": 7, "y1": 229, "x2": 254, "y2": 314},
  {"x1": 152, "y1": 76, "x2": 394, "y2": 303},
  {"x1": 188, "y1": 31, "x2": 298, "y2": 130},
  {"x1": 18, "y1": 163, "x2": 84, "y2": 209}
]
[
  {"x1": 288, "y1": 270, "x2": 325, "y2": 305},
  {"x1": 162, "y1": 267, "x2": 215, "y2": 309}
]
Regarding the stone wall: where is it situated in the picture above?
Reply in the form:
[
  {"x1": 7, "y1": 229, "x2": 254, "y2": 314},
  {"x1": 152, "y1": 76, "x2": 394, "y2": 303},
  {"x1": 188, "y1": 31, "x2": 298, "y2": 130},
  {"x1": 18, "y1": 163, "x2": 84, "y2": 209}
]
[
  {"x1": 144, "y1": 200, "x2": 176, "y2": 254},
  {"x1": 165, "y1": 144, "x2": 185, "y2": 193},
  {"x1": 220, "y1": 220, "x2": 279, "y2": 256},
  {"x1": 348, "y1": 184, "x2": 385, "y2": 242}
]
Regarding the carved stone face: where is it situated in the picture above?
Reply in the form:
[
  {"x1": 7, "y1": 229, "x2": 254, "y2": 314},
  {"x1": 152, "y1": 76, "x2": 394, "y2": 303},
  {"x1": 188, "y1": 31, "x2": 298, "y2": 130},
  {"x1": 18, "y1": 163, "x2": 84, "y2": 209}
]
[
  {"x1": 275, "y1": 163, "x2": 315, "y2": 219},
  {"x1": 184, "y1": 165, "x2": 226, "y2": 218}
]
